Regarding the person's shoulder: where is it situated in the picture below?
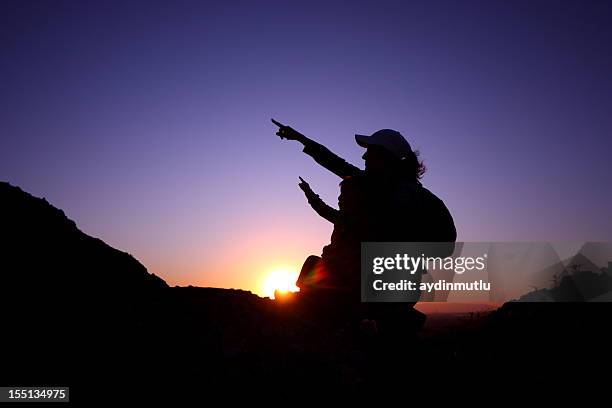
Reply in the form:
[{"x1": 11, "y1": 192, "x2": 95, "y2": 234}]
[
  {"x1": 418, "y1": 185, "x2": 438, "y2": 198},
  {"x1": 417, "y1": 185, "x2": 449, "y2": 206}
]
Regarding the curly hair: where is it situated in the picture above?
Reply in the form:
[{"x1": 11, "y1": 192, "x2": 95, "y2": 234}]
[{"x1": 403, "y1": 149, "x2": 427, "y2": 181}]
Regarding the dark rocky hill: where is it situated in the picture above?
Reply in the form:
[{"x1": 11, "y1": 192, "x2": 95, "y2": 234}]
[
  {"x1": 0, "y1": 182, "x2": 357, "y2": 398},
  {"x1": 1, "y1": 182, "x2": 170, "y2": 397}
]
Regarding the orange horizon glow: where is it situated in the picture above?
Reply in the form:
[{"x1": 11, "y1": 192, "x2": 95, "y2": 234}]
[{"x1": 261, "y1": 267, "x2": 300, "y2": 299}]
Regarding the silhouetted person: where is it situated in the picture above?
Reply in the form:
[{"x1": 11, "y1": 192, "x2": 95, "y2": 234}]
[
  {"x1": 272, "y1": 119, "x2": 456, "y2": 330},
  {"x1": 296, "y1": 175, "x2": 368, "y2": 292}
]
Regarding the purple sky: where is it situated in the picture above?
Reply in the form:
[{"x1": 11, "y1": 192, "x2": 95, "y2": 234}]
[{"x1": 2, "y1": 0, "x2": 611, "y2": 293}]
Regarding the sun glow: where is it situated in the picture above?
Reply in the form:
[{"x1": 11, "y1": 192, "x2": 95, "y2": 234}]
[{"x1": 262, "y1": 268, "x2": 300, "y2": 299}]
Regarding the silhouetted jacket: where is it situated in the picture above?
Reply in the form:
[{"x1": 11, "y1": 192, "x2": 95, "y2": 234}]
[{"x1": 302, "y1": 139, "x2": 456, "y2": 241}]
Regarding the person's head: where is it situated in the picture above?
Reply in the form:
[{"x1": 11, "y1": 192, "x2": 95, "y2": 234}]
[
  {"x1": 338, "y1": 176, "x2": 365, "y2": 214},
  {"x1": 356, "y1": 129, "x2": 426, "y2": 181}
]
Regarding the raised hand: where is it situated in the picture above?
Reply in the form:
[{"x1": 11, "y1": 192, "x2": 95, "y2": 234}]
[
  {"x1": 271, "y1": 118, "x2": 304, "y2": 142},
  {"x1": 298, "y1": 176, "x2": 313, "y2": 194}
]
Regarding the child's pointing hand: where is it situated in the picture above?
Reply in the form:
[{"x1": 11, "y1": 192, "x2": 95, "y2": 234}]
[{"x1": 298, "y1": 176, "x2": 314, "y2": 196}]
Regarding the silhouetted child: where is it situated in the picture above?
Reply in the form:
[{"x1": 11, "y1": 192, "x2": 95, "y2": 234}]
[{"x1": 296, "y1": 175, "x2": 367, "y2": 292}]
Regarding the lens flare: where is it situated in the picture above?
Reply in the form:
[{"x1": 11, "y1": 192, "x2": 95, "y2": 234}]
[{"x1": 262, "y1": 268, "x2": 300, "y2": 299}]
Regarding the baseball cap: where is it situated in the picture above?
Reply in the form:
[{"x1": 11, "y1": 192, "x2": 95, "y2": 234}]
[{"x1": 355, "y1": 129, "x2": 412, "y2": 159}]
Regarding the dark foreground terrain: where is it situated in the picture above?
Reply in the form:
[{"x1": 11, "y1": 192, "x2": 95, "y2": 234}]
[{"x1": 1, "y1": 181, "x2": 610, "y2": 400}]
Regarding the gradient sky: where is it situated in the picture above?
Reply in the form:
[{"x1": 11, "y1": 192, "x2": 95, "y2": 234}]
[{"x1": 2, "y1": 0, "x2": 611, "y2": 295}]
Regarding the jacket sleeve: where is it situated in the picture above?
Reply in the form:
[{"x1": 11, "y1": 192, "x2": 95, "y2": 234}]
[
  {"x1": 302, "y1": 140, "x2": 363, "y2": 179},
  {"x1": 304, "y1": 190, "x2": 340, "y2": 224}
]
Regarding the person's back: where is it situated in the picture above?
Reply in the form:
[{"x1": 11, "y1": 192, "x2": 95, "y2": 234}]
[
  {"x1": 378, "y1": 180, "x2": 456, "y2": 244},
  {"x1": 420, "y1": 186, "x2": 457, "y2": 243}
]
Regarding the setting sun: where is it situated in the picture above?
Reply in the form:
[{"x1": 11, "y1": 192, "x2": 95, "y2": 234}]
[{"x1": 262, "y1": 268, "x2": 300, "y2": 299}]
